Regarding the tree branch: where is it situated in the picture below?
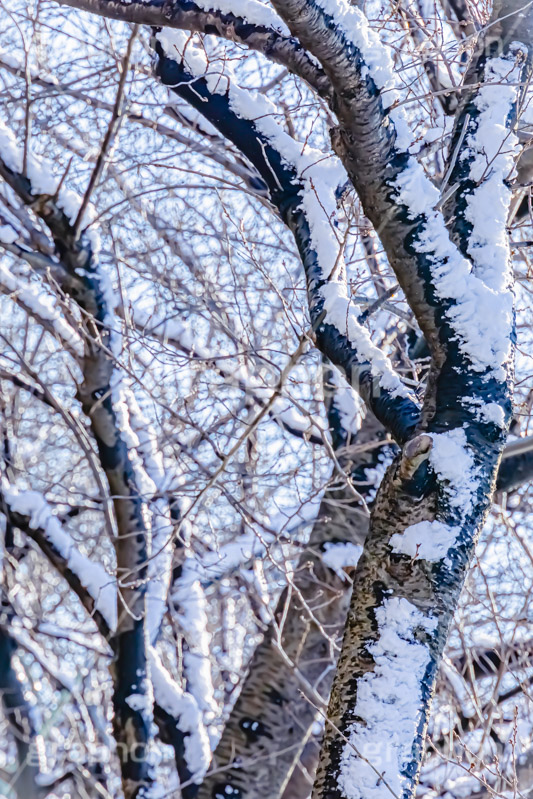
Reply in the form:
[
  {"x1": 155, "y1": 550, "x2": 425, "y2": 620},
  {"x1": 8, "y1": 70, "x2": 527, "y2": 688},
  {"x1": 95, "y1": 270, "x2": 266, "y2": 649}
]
[
  {"x1": 154, "y1": 35, "x2": 421, "y2": 444},
  {"x1": 52, "y1": 0, "x2": 332, "y2": 99}
]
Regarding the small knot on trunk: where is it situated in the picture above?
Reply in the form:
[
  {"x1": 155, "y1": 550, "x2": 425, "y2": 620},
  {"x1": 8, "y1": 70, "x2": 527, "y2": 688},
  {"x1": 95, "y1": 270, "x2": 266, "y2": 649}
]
[{"x1": 399, "y1": 434, "x2": 432, "y2": 480}]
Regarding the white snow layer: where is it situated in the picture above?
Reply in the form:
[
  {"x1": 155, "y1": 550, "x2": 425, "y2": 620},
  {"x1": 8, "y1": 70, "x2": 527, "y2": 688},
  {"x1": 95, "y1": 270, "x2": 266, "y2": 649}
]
[
  {"x1": 125, "y1": 390, "x2": 173, "y2": 643},
  {"x1": 0, "y1": 223, "x2": 18, "y2": 243},
  {"x1": 389, "y1": 519, "x2": 460, "y2": 562},
  {"x1": 157, "y1": 29, "x2": 411, "y2": 401},
  {"x1": 2, "y1": 481, "x2": 117, "y2": 630},
  {"x1": 193, "y1": 0, "x2": 290, "y2": 34},
  {"x1": 338, "y1": 597, "x2": 436, "y2": 799},
  {"x1": 429, "y1": 428, "x2": 477, "y2": 513},
  {"x1": 171, "y1": 555, "x2": 218, "y2": 722},
  {"x1": 0, "y1": 119, "x2": 100, "y2": 242},
  {"x1": 149, "y1": 646, "x2": 211, "y2": 780},
  {"x1": 281, "y1": 0, "x2": 520, "y2": 381},
  {"x1": 322, "y1": 541, "x2": 363, "y2": 578},
  {"x1": 394, "y1": 49, "x2": 522, "y2": 379},
  {"x1": 0, "y1": 261, "x2": 83, "y2": 350},
  {"x1": 390, "y1": 429, "x2": 476, "y2": 562}
]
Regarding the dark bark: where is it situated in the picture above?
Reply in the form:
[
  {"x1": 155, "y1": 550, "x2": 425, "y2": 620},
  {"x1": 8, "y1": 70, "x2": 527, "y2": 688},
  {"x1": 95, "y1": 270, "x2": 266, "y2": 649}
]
[
  {"x1": 0, "y1": 624, "x2": 45, "y2": 799},
  {"x1": 53, "y1": 0, "x2": 332, "y2": 100},
  {"x1": 0, "y1": 156, "x2": 153, "y2": 799},
  {"x1": 154, "y1": 44, "x2": 421, "y2": 446},
  {"x1": 496, "y1": 437, "x2": 533, "y2": 494}
]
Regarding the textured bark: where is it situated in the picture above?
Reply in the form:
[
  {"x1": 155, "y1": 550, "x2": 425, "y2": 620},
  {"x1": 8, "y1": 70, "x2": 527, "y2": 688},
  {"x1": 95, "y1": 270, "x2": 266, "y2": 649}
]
[
  {"x1": 266, "y1": 0, "x2": 444, "y2": 367},
  {"x1": 198, "y1": 410, "x2": 388, "y2": 799}
]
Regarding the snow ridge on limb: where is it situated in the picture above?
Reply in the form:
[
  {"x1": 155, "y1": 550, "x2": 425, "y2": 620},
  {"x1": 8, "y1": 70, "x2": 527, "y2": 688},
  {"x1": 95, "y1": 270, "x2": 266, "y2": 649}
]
[
  {"x1": 155, "y1": 31, "x2": 420, "y2": 444},
  {"x1": 1, "y1": 481, "x2": 117, "y2": 630},
  {"x1": 150, "y1": 647, "x2": 211, "y2": 783},
  {"x1": 265, "y1": 0, "x2": 523, "y2": 387},
  {"x1": 54, "y1": 0, "x2": 332, "y2": 99},
  {"x1": 0, "y1": 259, "x2": 83, "y2": 352},
  {"x1": 393, "y1": 45, "x2": 523, "y2": 380}
]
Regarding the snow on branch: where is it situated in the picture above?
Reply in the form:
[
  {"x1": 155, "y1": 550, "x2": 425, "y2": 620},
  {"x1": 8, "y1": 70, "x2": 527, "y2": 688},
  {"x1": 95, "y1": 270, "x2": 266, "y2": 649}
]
[
  {"x1": 155, "y1": 31, "x2": 420, "y2": 443},
  {"x1": 170, "y1": 552, "x2": 218, "y2": 725},
  {"x1": 54, "y1": 0, "x2": 332, "y2": 99},
  {"x1": 122, "y1": 388, "x2": 174, "y2": 644},
  {"x1": 0, "y1": 120, "x2": 100, "y2": 244},
  {"x1": 1, "y1": 480, "x2": 117, "y2": 631},
  {"x1": 266, "y1": 0, "x2": 525, "y2": 389},
  {"x1": 149, "y1": 646, "x2": 211, "y2": 782},
  {"x1": 0, "y1": 259, "x2": 83, "y2": 352}
]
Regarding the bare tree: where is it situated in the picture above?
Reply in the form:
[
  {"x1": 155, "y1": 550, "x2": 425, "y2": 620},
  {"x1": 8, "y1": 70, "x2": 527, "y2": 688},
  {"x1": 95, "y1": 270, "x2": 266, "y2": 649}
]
[{"x1": 1, "y1": 1, "x2": 533, "y2": 798}]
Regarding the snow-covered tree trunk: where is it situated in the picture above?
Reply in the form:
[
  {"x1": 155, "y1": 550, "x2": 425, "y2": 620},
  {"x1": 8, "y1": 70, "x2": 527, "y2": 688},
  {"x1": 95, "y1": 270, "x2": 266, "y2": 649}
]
[
  {"x1": 151, "y1": 3, "x2": 533, "y2": 796},
  {"x1": 2, "y1": 0, "x2": 533, "y2": 796}
]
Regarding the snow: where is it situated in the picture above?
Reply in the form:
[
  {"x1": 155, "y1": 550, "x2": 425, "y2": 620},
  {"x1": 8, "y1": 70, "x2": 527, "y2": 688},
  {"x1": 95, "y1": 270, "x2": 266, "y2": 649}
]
[
  {"x1": 0, "y1": 119, "x2": 101, "y2": 252},
  {"x1": 321, "y1": 282, "x2": 411, "y2": 398},
  {"x1": 478, "y1": 402, "x2": 507, "y2": 428},
  {"x1": 2, "y1": 481, "x2": 117, "y2": 630},
  {"x1": 389, "y1": 519, "x2": 460, "y2": 562},
  {"x1": 171, "y1": 555, "x2": 217, "y2": 722},
  {"x1": 389, "y1": 430, "x2": 476, "y2": 562},
  {"x1": 338, "y1": 597, "x2": 437, "y2": 799},
  {"x1": 322, "y1": 541, "x2": 363, "y2": 578},
  {"x1": 329, "y1": 367, "x2": 364, "y2": 434},
  {"x1": 282, "y1": 0, "x2": 521, "y2": 382},
  {"x1": 393, "y1": 49, "x2": 523, "y2": 380},
  {"x1": 157, "y1": 30, "x2": 412, "y2": 401},
  {"x1": 295, "y1": 0, "x2": 413, "y2": 148},
  {"x1": 462, "y1": 397, "x2": 507, "y2": 428},
  {"x1": 0, "y1": 223, "x2": 18, "y2": 243},
  {"x1": 394, "y1": 162, "x2": 513, "y2": 378},
  {"x1": 193, "y1": 0, "x2": 290, "y2": 35},
  {"x1": 464, "y1": 50, "x2": 522, "y2": 290},
  {"x1": 149, "y1": 646, "x2": 211, "y2": 780},
  {"x1": 125, "y1": 391, "x2": 173, "y2": 643},
  {"x1": 126, "y1": 681, "x2": 153, "y2": 715},
  {"x1": 429, "y1": 428, "x2": 477, "y2": 513},
  {"x1": 0, "y1": 261, "x2": 83, "y2": 350}
]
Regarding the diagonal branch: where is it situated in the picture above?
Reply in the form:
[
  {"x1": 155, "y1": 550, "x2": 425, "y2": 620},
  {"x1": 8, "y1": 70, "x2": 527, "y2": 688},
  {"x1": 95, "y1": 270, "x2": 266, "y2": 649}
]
[
  {"x1": 154, "y1": 32, "x2": 421, "y2": 444},
  {"x1": 52, "y1": 0, "x2": 332, "y2": 99}
]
